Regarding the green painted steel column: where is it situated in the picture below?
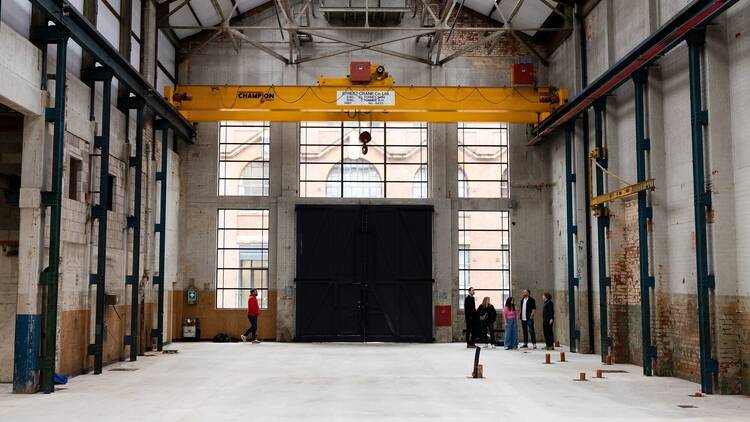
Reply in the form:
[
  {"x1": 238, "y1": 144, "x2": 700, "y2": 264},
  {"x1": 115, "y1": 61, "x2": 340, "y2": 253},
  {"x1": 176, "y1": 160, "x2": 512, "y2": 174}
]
[
  {"x1": 633, "y1": 69, "x2": 656, "y2": 376},
  {"x1": 86, "y1": 66, "x2": 114, "y2": 375},
  {"x1": 152, "y1": 123, "x2": 169, "y2": 351},
  {"x1": 564, "y1": 122, "x2": 579, "y2": 353},
  {"x1": 40, "y1": 30, "x2": 69, "y2": 394},
  {"x1": 686, "y1": 28, "x2": 717, "y2": 394},
  {"x1": 120, "y1": 97, "x2": 145, "y2": 362},
  {"x1": 593, "y1": 98, "x2": 611, "y2": 362}
]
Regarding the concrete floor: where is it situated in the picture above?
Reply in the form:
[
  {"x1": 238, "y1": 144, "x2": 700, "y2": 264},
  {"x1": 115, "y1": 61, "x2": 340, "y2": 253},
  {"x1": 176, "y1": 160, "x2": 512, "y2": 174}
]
[{"x1": 1, "y1": 343, "x2": 749, "y2": 421}]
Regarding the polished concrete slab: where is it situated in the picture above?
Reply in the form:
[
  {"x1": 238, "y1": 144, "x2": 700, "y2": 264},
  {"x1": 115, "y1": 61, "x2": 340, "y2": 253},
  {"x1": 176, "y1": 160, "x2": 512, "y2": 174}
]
[{"x1": 1, "y1": 342, "x2": 748, "y2": 421}]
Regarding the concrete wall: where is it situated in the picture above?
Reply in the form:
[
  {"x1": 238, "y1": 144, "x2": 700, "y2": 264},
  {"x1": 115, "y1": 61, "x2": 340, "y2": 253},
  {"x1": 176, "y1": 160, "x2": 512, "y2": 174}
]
[
  {"x1": 0, "y1": 10, "x2": 181, "y2": 388},
  {"x1": 0, "y1": 114, "x2": 22, "y2": 382},
  {"x1": 176, "y1": 9, "x2": 555, "y2": 343},
  {"x1": 546, "y1": 0, "x2": 750, "y2": 394}
]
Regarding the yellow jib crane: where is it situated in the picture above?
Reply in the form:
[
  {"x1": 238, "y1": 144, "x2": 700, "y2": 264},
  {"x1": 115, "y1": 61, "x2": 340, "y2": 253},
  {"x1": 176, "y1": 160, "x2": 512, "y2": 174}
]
[{"x1": 165, "y1": 63, "x2": 569, "y2": 124}]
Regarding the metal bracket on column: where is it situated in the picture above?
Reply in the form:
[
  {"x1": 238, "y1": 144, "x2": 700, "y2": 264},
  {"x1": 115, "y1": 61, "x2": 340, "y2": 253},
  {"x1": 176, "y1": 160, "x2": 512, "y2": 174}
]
[
  {"x1": 89, "y1": 274, "x2": 103, "y2": 286},
  {"x1": 91, "y1": 205, "x2": 105, "y2": 220}
]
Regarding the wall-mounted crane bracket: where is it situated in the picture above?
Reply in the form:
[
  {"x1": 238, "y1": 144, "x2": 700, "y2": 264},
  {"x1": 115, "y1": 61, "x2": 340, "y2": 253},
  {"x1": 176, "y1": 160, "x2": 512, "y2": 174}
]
[{"x1": 591, "y1": 179, "x2": 655, "y2": 208}]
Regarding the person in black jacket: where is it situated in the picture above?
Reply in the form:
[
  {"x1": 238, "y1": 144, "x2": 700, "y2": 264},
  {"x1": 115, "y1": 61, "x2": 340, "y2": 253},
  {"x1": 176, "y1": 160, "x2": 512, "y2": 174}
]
[
  {"x1": 477, "y1": 297, "x2": 498, "y2": 348},
  {"x1": 464, "y1": 287, "x2": 477, "y2": 347},
  {"x1": 542, "y1": 292, "x2": 555, "y2": 350},
  {"x1": 520, "y1": 289, "x2": 537, "y2": 349}
]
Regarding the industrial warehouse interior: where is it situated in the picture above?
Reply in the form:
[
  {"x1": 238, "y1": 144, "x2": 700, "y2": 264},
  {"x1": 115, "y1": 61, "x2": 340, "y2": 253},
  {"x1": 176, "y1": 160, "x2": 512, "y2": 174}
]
[{"x1": 1, "y1": 0, "x2": 750, "y2": 420}]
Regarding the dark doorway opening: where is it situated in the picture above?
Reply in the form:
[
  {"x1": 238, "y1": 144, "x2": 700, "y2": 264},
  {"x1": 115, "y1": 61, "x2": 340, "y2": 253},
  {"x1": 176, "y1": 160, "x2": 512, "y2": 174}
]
[{"x1": 295, "y1": 205, "x2": 433, "y2": 342}]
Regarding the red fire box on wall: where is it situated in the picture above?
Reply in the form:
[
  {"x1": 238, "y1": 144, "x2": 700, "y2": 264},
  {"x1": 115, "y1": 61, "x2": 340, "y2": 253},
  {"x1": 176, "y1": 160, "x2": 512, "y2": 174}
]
[
  {"x1": 350, "y1": 61, "x2": 372, "y2": 82},
  {"x1": 511, "y1": 63, "x2": 535, "y2": 85},
  {"x1": 435, "y1": 305, "x2": 452, "y2": 327}
]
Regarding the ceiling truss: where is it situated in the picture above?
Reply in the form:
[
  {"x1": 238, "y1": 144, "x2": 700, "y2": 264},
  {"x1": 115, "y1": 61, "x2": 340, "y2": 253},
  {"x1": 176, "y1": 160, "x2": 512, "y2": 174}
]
[{"x1": 160, "y1": 0, "x2": 573, "y2": 66}]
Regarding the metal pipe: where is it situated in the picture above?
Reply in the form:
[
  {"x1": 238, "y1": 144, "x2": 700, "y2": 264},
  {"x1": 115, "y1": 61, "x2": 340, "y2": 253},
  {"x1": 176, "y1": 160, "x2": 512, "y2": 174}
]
[
  {"x1": 88, "y1": 67, "x2": 114, "y2": 375},
  {"x1": 686, "y1": 28, "x2": 717, "y2": 394},
  {"x1": 633, "y1": 69, "x2": 655, "y2": 376},
  {"x1": 593, "y1": 98, "x2": 610, "y2": 362},
  {"x1": 41, "y1": 33, "x2": 69, "y2": 394},
  {"x1": 564, "y1": 122, "x2": 578, "y2": 353}
]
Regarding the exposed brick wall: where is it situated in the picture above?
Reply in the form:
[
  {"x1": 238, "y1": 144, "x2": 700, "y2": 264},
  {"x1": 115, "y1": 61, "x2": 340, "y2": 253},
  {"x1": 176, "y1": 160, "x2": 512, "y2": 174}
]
[
  {"x1": 608, "y1": 199, "x2": 643, "y2": 364},
  {"x1": 739, "y1": 296, "x2": 750, "y2": 394},
  {"x1": 436, "y1": 7, "x2": 547, "y2": 58},
  {"x1": 654, "y1": 293, "x2": 701, "y2": 383}
]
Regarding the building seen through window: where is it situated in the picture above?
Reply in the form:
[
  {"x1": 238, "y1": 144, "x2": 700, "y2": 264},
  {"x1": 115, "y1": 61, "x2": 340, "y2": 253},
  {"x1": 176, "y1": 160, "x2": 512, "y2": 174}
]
[
  {"x1": 458, "y1": 123, "x2": 509, "y2": 198},
  {"x1": 300, "y1": 121, "x2": 428, "y2": 198},
  {"x1": 218, "y1": 121, "x2": 270, "y2": 196},
  {"x1": 216, "y1": 209, "x2": 270, "y2": 309},
  {"x1": 458, "y1": 210, "x2": 511, "y2": 309}
]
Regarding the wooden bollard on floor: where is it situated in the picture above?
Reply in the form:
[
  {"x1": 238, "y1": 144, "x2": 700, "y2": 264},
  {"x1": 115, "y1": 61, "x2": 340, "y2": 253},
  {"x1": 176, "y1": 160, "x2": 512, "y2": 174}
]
[
  {"x1": 544, "y1": 353, "x2": 551, "y2": 364},
  {"x1": 554, "y1": 341, "x2": 560, "y2": 348},
  {"x1": 605, "y1": 354, "x2": 613, "y2": 365},
  {"x1": 472, "y1": 364, "x2": 484, "y2": 378},
  {"x1": 579, "y1": 372, "x2": 587, "y2": 381},
  {"x1": 560, "y1": 351, "x2": 566, "y2": 362},
  {"x1": 596, "y1": 369, "x2": 604, "y2": 378}
]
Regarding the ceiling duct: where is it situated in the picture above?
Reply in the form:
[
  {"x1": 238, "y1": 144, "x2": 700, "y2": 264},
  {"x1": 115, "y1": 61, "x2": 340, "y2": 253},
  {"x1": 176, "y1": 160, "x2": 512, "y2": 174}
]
[{"x1": 320, "y1": 0, "x2": 411, "y2": 26}]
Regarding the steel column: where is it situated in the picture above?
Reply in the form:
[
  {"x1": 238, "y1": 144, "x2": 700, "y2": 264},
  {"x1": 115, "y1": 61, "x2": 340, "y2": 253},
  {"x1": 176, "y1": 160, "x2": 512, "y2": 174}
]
[
  {"x1": 633, "y1": 69, "x2": 656, "y2": 375},
  {"x1": 152, "y1": 122, "x2": 169, "y2": 351},
  {"x1": 31, "y1": 26, "x2": 69, "y2": 394},
  {"x1": 85, "y1": 66, "x2": 114, "y2": 375},
  {"x1": 577, "y1": 2, "x2": 596, "y2": 355},
  {"x1": 687, "y1": 28, "x2": 717, "y2": 394},
  {"x1": 564, "y1": 123, "x2": 579, "y2": 353},
  {"x1": 120, "y1": 97, "x2": 145, "y2": 362},
  {"x1": 593, "y1": 98, "x2": 611, "y2": 362}
]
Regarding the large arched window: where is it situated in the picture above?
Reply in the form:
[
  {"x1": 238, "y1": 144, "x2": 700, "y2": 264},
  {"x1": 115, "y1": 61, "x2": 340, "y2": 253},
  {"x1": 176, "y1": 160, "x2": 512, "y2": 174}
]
[
  {"x1": 239, "y1": 161, "x2": 269, "y2": 196},
  {"x1": 326, "y1": 158, "x2": 383, "y2": 198},
  {"x1": 412, "y1": 165, "x2": 428, "y2": 198},
  {"x1": 458, "y1": 167, "x2": 470, "y2": 197}
]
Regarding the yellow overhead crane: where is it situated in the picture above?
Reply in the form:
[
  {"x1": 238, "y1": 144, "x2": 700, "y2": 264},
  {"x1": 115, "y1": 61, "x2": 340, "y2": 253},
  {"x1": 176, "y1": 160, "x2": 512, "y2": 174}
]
[{"x1": 165, "y1": 63, "x2": 568, "y2": 124}]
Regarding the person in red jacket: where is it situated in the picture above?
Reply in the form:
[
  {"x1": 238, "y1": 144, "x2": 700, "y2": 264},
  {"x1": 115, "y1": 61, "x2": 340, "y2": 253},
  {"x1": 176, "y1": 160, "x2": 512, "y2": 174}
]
[{"x1": 241, "y1": 289, "x2": 261, "y2": 343}]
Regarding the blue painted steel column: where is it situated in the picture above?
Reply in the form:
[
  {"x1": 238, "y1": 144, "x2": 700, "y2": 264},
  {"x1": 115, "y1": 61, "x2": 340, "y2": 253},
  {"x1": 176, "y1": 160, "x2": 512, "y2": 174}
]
[
  {"x1": 564, "y1": 122, "x2": 579, "y2": 353},
  {"x1": 686, "y1": 28, "x2": 717, "y2": 394},
  {"x1": 152, "y1": 121, "x2": 169, "y2": 351},
  {"x1": 28, "y1": 25, "x2": 70, "y2": 394},
  {"x1": 119, "y1": 97, "x2": 145, "y2": 361},
  {"x1": 593, "y1": 98, "x2": 611, "y2": 362},
  {"x1": 633, "y1": 69, "x2": 656, "y2": 376},
  {"x1": 85, "y1": 66, "x2": 114, "y2": 375}
]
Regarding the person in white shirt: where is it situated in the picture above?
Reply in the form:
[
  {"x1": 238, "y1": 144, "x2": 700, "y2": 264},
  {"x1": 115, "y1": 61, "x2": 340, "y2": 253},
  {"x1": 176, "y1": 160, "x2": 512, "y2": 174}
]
[{"x1": 519, "y1": 289, "x2": 537, "y2": 349}]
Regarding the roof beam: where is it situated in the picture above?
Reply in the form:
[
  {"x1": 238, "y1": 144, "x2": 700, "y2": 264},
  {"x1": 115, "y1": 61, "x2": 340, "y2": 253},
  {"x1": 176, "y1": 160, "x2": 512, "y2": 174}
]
[
  {"x1": 29, "y1": 0, "x2": 195, "y2": 140},
  {"x1": 529, "y1": 0, "x2": 740, "y2": 145}
]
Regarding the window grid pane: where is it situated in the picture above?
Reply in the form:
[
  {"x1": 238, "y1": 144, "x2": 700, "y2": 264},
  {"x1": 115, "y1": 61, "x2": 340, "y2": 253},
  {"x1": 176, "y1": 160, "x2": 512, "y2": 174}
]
[
  {"x1": 300, "y1": 122, "x2": 428, "y2": 198},
  {"x1": 218, "y1": 121, "x2": 270, "y2": 196},
  {"x1": 457, "y1": 123, "x2": 509, "y2": 198},
  {"x1": 216, "y1": 209, "x2": 270, "y2": 309},
  {"x1": 458, "y1": 210, "x2": 511, "y2": 310}
]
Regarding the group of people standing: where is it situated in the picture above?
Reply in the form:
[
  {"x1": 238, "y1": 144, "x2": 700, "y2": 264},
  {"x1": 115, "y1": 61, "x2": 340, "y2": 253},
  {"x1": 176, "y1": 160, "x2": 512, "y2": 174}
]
[{"x1": 464, "y1": 287, "x2": 555, "y2": 351}]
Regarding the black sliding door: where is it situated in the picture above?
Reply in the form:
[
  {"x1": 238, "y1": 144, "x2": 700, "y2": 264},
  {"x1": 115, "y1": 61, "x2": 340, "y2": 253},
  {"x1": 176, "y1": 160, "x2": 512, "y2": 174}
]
[{"x1": 296, "y1": 205, "x2": 433, "y2": 342}]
